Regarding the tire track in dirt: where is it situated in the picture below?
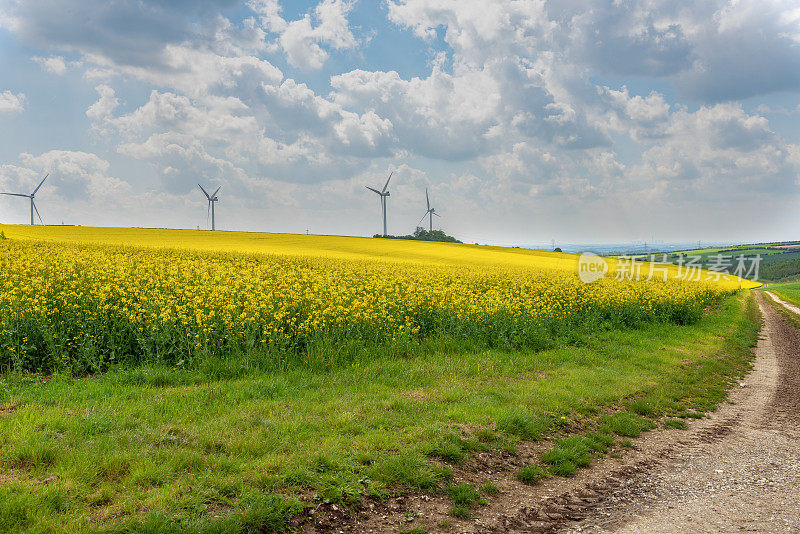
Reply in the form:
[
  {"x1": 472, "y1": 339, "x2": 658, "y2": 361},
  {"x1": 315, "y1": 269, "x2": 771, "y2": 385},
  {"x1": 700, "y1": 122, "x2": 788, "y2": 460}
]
[
  {"x1": 470, "y1": 290, "x2": 800, "y2": 533},
  {"x1": 306, "y1": 293, "x2": 800, "y2": 533},
  {"x1": 549, "y1": 291, "x2": 800, "y2": 533}
]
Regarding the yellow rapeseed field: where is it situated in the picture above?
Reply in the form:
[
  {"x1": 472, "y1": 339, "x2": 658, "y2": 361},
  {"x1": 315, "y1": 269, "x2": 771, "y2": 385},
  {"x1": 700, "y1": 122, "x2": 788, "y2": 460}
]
[{"x1": 0, "y1": 225, "x2": 757, "y2": 373}]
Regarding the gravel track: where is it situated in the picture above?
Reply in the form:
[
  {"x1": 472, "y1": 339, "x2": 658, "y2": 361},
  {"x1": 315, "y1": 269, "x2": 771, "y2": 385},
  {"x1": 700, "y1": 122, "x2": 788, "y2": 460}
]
[
  {"x1": 555, "y1": 291, "x2": 800, "y2": 533},
  {"x1": 314, "y1": 292, "x2": 800, "y2": 533}
]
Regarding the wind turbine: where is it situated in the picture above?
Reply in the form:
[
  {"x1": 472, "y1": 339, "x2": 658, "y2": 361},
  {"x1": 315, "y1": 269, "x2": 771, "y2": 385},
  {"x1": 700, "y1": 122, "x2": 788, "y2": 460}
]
[
  {"x1": 366, "y1": 171, "x2": 392, "y2": 236},
  {"x1": 417, "y1": 188, "x2": 440, "y2": 232},
  {"x1": 198, "y1": 184, "x2": 221, "y2": 231},
  {"x1": 1, "y1": 174, "x2": 48, "y2": 225}
]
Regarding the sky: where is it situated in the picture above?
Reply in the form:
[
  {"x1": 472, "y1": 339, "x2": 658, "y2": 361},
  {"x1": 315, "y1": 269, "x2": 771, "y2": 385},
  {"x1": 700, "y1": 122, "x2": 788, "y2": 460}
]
[{"x1": 0, "y1": 0, "x2": 799, "y2": 246}]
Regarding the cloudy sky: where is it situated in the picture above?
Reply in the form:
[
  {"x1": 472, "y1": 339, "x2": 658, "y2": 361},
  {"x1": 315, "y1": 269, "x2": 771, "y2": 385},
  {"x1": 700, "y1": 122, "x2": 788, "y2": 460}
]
[{"x1": 1, "y1": 0, "x2": 799, "y2": 245}]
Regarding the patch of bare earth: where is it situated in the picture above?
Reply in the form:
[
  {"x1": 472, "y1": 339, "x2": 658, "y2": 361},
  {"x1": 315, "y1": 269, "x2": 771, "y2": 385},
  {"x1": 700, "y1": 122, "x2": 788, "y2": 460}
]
[{"x1": 297, "y1": 292, "x2": 800, "y2": 533}]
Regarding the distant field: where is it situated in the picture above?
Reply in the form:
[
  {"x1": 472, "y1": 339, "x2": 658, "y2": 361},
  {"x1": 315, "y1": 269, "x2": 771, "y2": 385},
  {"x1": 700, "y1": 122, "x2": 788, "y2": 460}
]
[
  {"x1": 0, "y1": 225, "x2": 761, "y2": 532},
  {"x1": 640, "y1": 240, "x2": 800, "y2": 283},
  {"x1": 0, "y1": 224, "x2": 600, "y2": 269}
]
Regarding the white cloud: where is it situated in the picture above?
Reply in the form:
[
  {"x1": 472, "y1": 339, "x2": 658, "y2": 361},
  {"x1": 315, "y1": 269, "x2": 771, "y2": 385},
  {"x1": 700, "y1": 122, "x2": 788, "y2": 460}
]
[
  {"x1": 2, "y1": 0, "x2": 800, "y2": 240},
  {"x1": 2, "y1": 150, "x2": 131, "y2": 207},
  {"x1": 0, "y1": 90, "x2": 25, "y2": 113},
  {"x1": 32, "y1": 55, "x2": 67, "y2": 74},
  {"x1": 83, "y1": 44, "x2": 284, "y2": 98},
  {"x1": 596, "y1": 86, "x2": 672, "y2": 140},
  {"x1": 629, "y1": 103, "x2": 799, "y2": 200},
  {"x1": 251, "y1": 0, "x2": 358, "y2": 69},
  {"x1": 85, "y1": 84, "x2": 119, "y2": 132}
]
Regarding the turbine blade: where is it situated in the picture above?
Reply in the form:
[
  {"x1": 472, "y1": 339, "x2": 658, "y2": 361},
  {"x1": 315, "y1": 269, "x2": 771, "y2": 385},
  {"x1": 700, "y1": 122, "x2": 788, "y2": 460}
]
[
  {"x1": 32, "y1": 174, "x2": 48, "y2": 196},
  {"x1": 211, "y1": 186, "x2": 221, "y2": 198},
  {"x1": 426, "y1": 188, "x2": 429, "y2": 211},
  {"x1": 0, "y1": 192, "x2": 31, "y2": 198},
  {"x1": 382, "y1": 171, "x2": 393, "y2": 193},
  {"x1": 433, "y1": 212, "x2": 441, "y2": 217},
  {"x1": 417, "y1": 212, "x2": 428, "y2": 226},
  {"x1": 32, "y1": 200, "x2": 43, "y2": 224},
  {"x1": 198, "y1": 184, "x2": 211, "y2": 200},
  {"x1": 365, "y1": 186, "x2": 382, "y2": 195}
]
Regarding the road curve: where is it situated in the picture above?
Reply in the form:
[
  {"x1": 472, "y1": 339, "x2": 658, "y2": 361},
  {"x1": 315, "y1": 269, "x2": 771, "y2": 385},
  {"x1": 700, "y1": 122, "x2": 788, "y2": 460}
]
[{"x1": 559, "y1": 291, "x2": 800, "y2": 533}]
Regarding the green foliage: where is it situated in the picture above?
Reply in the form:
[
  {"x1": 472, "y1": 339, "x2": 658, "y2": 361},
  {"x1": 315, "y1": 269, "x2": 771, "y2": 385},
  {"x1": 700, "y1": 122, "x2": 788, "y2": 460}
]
[
  {"x1": 374, "y1": 228, "x2": 462, "y2": 243},
  {"x1": 516, "y1": 464, "x2": 548, "y2": 485},
  {"x1": 426, "y1": 432, "x2": 487, "y2": 464},
  {"x1": 541, "y1": 433, "x2": 614, "y2": 476},
  {"x1": 600, "y1": 412, "x2": 655, "y2": 438},
  {"x1": 449, "y1": 504, "x2": 473, "y2": 520},
  {"x1": 663, "y1": 418, "x2": 687, "y2": 429},
  {"x1": 369, "y1": 453, "x2": 448, "y2": 491},
  {"x1": 447, "y1": 483, "x2": 482, "y2": 507},
  {"x1": 760, "y1": 257, "x2": 800, "y2": 281},
  {"x1": 479, "y1": 481, "x2": 499, "y2": 495},
  {"x1": 446, "y1": 483, "x2": 483, "y2": 519},
  {"x1": 627, "y1": 399, "x2": 657, "y2": 416},
  {"x1": 496, "y1": 412, "x2": 556, "y2": 440}
]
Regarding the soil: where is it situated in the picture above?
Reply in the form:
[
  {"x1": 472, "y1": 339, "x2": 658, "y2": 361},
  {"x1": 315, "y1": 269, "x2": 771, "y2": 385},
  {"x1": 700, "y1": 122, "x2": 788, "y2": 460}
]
[{"x1": 297, "y1": 292, "x2": 800, "y2": 533}]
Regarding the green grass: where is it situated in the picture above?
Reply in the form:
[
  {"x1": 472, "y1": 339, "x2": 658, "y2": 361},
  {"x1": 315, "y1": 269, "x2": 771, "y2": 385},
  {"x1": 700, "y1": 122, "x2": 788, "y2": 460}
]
[
  {"x1": 0, "y1": 293, "x2": 760, "y2": 532},
  {"x1": 447, "y1": 483, "x2": 483, "y2": 507},
  {"x1": 446, "y1": 483, "x2": 484, "y2": 519},
  {"x1": 663, "y1": 418, "x2": 687, "y2": 429},
  {"x1": 538, "y1": 290, "x2": 760, "y2": 478},
  {"x1": 541, "y1": 433, "x2": 614, "y2": 476},
  {"x1": 600, "y1": 412, "x2": 656, "y2": 438},
  {"x1": 516, "y1": 464, "x2": 549, "y2": 485},
  {"x1": 765, "y1": 281, "x2": 800, "y2": 307},
  {"x1": 479, "y1": 481, "x2": 499, "y2": 495}
]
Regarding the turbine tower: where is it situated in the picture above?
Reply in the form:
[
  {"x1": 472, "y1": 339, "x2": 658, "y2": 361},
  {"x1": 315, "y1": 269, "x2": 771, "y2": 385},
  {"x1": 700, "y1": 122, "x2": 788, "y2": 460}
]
[
  {"x1": 366, "y1": 171, "x2": 392, "y2": 236},
  {"x1": 1, "y1": 174, "x2": 48, "y2": 225},
  {"x1": 417, "y1": 188, "x2": 440, "y2": 231},
  {"x1": 198, "y1": 184, "x2": 221, "y2": 231}
]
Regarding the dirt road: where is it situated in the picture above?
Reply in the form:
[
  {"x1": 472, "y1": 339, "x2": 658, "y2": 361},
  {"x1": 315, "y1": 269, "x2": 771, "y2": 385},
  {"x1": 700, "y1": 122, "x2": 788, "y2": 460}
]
[
  {"x1": 544, "y1": 291, "x2": 798, "y2": 533},
  {"x1": 463, "y1": 292, "x2": 800, "y2": 533},
  {"x1": 335, "y1": 292, "x2": 800, "y2": 533}
]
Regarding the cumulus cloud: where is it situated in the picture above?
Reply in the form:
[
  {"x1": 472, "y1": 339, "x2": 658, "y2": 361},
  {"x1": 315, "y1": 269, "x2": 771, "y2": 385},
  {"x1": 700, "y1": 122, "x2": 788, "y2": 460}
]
[
  {"x1": 673, "y1": 0, "x2": 800, "y2": 102},
  {"x1": 596, "y1": 86, "x2": 672, "y2": 140},
  {"x1": 85, "y1": 84, "x2": 119, "y2": 132},
  {"x1": 0, "y1": 90, "x2": 25, "y2": 113},
  {"x1": 628, "y1": 103, "x2": 800, "y2": 202},
  {"x1": 0, "y1": 150, "x2": 137, "y2": 227},
  {"x1": 32, "y1": 55, "x2": 67, "y2": 74},
  {"x1": 1, "y1": 0, "x2": 800, "y2": 240},
  {"x1": 0, "y1": 0, "x2": 242, "y2": 66},
  {"x1": 16, "y1": 150, "x2": 132, "y2": 201},
  {"x1": 250, "y1": 0, "x2": 358, "y2": 69}
]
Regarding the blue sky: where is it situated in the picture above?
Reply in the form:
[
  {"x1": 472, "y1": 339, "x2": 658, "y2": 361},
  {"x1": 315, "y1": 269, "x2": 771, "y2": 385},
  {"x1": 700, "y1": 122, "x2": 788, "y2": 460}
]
[{"x1": 1, "y1": 0, "x2": 799, "y2": 245}]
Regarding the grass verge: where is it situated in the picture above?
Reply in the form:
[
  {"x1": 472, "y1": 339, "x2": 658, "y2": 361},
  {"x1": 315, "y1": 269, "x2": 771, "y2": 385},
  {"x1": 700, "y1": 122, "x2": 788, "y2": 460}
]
[{"x1": 0, "y1": 292, "x2": 760, "y2": 532}]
